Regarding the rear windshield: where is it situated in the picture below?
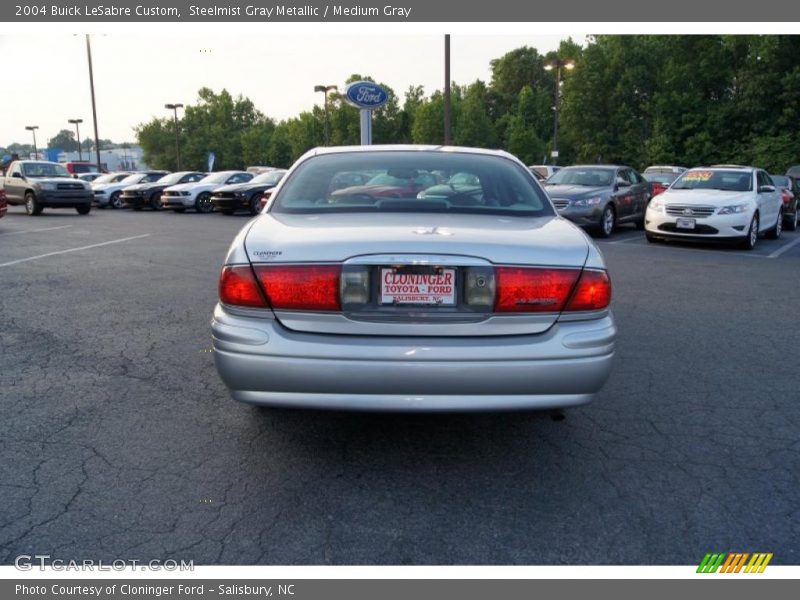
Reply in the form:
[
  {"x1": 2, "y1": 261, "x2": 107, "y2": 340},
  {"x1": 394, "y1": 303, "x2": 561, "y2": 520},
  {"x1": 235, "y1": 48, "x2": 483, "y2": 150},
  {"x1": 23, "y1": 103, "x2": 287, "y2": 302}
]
[
  {"x1": 643, "y1": 173, "x2": 677, "y2": 184},
  {"x1": 273, "y1": 151, "x2": 552, "y2": 217},
  {"x1": 70, "y1": 163, "x2": 99, "y2": 173},
  {"x1": 547, "y1": 167, "x2": 614, "y2": 187},
  {"x1": 671, "y1": 170, "x2": 753, "y2": 192}
]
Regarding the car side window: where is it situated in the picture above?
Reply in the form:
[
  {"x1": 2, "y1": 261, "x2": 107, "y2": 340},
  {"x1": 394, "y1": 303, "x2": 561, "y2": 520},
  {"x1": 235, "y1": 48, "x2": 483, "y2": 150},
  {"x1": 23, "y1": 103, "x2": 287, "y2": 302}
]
[
  {"x1": 625, "y1": 169, "x2": 639, "y2": 184},
  {"x1": 9, "y1": 164, "x2": 21, "y2": 177}
]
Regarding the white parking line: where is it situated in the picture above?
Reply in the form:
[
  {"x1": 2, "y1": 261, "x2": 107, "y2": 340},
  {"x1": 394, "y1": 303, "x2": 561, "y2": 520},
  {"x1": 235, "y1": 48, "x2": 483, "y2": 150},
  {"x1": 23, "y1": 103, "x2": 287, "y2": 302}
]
[
  {"x1": 767, "y1": 235, "x2": 800, "y2": 258},
  {"x1": 606, "y1": 234, "x2": 643, "y2": 245},
  {"x1": 0, "y1": 225, "x2": 72, "y2": 237},
  {"x1": 0, "y1": 234, "x2": 151, "y2": 268}
]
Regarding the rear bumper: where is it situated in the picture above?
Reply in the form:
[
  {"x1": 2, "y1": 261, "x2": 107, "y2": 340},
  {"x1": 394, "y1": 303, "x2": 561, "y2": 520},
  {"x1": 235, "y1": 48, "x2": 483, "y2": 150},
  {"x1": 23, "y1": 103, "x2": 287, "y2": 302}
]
[{"x1": 211, "y1": 304, "x2": 616, "y2": 412}]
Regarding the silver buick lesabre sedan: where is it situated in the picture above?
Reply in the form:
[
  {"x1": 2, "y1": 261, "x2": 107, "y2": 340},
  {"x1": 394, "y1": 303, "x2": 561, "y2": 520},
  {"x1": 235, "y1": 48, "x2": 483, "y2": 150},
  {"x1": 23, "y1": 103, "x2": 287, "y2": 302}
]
[{"x1": 212, "y1": 146, "x2": 616, "y2": 411}]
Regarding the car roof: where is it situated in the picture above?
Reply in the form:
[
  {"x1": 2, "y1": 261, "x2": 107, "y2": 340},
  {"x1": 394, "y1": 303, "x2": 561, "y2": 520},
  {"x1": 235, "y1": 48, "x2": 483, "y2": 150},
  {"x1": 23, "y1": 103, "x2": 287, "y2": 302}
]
[
  {"x1": 304, "y1": 144, "x2": 517, "y2": 161},
  {"x1": 707, "y1": 164, "x2": 755, "y2": 170},
  {"x1": 644, "y1": 165, "x2": 686, "y2": 172},
  {"x1": 565, "y1": 164, "x2": 625, "y2": 170}
]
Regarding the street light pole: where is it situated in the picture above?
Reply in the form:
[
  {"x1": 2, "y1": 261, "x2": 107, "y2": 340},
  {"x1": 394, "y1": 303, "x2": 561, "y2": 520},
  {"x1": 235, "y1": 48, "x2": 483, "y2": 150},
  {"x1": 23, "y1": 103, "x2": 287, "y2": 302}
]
[
  {"x1": 25, "y1": 126, "x2": 39, "y2": 158},
  {"x1": 85, "y1": 35, "x2": 102, "y2": 173},
  {"x1": 544, "y1": 58, "x2": 575, "y2": 166},
  {"x1": 68, "y1": 118, "x2": 84, "y2": 161},
  {"x1": 444, "y1": 34, "x2": 452, "y2": 145},
  {"x1": 314, "y1": 85, "x2": 337, "y2": 146},
  {"x1": 165, "y1": 103, "x2": 184, "y2": 170}
]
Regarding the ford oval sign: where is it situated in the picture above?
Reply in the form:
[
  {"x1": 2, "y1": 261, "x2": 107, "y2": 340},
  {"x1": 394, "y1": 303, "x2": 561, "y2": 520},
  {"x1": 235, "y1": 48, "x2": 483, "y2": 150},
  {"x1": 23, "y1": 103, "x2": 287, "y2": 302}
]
[{"x1": 345, "y1": 81, "x2": 389, "y2": 110}]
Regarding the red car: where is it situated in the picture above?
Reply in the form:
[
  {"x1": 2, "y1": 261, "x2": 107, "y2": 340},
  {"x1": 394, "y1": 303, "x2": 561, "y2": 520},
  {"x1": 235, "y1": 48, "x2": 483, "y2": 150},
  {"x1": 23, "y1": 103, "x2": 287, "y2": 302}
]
[
  {"x1": 643, "y1": 166, "x2": 685, "y2": 197},
  {"x1": 329, "y1": 170, "x2": 438, "y2": 203},
  {"x1": 769, "y1": 174, "x2": 799, "y2": 231},
  {"x1": 0, "y1": 188, "x2": 7, "y2": 219}
]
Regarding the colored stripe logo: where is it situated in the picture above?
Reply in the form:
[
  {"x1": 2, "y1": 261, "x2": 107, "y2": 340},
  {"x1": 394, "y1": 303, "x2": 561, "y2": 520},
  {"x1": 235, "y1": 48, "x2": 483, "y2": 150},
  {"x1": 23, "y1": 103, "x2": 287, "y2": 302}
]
[{"x1": 697, "y1": 552, "x2": 773, "y2": 573}]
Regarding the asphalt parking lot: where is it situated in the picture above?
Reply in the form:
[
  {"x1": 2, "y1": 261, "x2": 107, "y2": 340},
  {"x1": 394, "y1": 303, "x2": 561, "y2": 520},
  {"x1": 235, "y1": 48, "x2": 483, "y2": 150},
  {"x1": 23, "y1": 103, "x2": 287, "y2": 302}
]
[{"x1": 1, "y1": 207, "x2": 798, "y2": 565}]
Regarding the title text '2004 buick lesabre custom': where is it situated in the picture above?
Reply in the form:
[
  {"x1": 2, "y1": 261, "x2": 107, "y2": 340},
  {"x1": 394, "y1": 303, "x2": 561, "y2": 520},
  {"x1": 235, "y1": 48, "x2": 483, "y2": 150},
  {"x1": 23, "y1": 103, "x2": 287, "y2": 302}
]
[{"x1": 212, "y1": 146, "x2": 616, "y2": 412}]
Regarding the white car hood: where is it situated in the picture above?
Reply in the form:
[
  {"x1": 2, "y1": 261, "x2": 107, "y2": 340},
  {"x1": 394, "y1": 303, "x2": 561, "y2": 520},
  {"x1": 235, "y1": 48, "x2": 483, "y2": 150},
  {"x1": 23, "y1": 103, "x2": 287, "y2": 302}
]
[
  {"x1": 660, "y1": 189, "x2": 752, "y2": 206},
  {"x1": 166, "y1": 182, "x2": 217, "y2": 193}
]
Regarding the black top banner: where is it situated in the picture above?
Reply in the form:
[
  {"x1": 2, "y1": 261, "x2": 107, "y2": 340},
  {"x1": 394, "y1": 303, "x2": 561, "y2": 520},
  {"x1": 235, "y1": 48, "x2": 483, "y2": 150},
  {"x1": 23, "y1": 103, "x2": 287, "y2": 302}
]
[{"x1": 3, "y1": 0, "x2": 800, "y2": 22}]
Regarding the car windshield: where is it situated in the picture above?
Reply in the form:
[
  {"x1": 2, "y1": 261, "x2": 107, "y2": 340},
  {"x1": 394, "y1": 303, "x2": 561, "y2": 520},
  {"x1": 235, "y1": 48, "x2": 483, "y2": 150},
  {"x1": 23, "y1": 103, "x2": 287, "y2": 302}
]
[
  {"x1": 547, "y1": 168, "x2": 614, "y2": 187},
  {"x1": 157, "y1": 172, "x2": 189, "y2": 185},
  {"x1": 252, "y1": 170, "x2": 286, "y2": 185},
  {"x1": 22, "y1": 162, "x2": 71, "y2": 178},
  {"x1": 94, "y1": 173, "x2": 127, "y2": 184},
  {"x1": 202, "y1": 172, "x2": 235, "y2": 184},
  {"x1": 120, "y1": 173, "x2": 145, "y2": 184},
  {"x1": 770, "y1": 176, "x2": 790, "y2": 188},
  {"x1": 273, "y1": 151, "x2": 552, "y2": 217},
  {"x1": 671, "y1": 170, "x2": 752, "y2": 192}
]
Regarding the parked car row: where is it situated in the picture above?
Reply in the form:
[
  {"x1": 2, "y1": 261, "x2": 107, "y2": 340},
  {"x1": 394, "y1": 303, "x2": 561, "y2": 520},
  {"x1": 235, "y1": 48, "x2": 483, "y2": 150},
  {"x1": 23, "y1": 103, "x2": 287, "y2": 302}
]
[{"x1": 533, "y1": 162, "x2": 795, "y2": 250}]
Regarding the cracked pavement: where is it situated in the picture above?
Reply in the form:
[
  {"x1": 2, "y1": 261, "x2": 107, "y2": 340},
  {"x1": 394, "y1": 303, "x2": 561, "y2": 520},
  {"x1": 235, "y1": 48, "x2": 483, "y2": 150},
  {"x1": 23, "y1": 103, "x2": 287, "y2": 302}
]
[{"x1": 0, "y1": 207, "x2": 798, "y2": 565}]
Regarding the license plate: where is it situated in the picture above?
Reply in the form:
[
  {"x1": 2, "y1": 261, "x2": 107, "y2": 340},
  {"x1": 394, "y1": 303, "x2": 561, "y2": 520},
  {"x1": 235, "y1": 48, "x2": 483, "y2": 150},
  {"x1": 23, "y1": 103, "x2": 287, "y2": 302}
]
[
  {"x1": 676, "y1": 217, "x2": 696, "y2": 229},
  {"x1": 380, "y1": 268, "x2": 456, "y2": 306}
]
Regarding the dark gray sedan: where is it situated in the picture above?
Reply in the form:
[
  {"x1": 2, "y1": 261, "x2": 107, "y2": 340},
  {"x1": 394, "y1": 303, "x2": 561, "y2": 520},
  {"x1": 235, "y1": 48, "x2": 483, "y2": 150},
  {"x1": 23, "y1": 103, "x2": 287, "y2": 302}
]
[{"x1": 545, "y1": 165, "x2": 651, "y2": 237}]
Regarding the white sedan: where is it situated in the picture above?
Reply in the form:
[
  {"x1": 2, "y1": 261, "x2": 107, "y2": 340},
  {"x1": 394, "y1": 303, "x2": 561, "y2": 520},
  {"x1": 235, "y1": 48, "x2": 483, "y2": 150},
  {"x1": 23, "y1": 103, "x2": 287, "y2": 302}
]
[
  {"x1": 161, "y1": 170, "x2": 253, "y2": 213},
  {"x1": 645, "y1": 166, "x2": 784, "y2": 250}
]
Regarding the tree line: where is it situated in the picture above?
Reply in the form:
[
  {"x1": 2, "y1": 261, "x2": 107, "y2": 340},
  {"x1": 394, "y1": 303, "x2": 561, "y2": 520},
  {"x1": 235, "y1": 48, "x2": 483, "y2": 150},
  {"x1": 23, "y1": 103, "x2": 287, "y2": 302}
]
[{"x1": 128, "y1": 35, "x2": 800, "y2": 174}]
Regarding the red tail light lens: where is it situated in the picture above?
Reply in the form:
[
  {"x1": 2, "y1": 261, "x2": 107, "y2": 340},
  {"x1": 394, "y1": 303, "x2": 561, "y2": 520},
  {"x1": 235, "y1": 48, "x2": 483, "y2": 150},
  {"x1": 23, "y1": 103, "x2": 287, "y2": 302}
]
[
  {"x1": 219, "y1": 265, "x2": 268, "y2": 308},
  {"x1": 254, "y1": 265, "x2": 341, "y2": 311},
  {"x1": 565, "y1": 269, "x2": 612, "y2": 311},
  {"x1": 782, "y1": 190, "x2": 792, "y2": 205},
  {"x1": 495, "y1": 267, "x2": 580, "y2": 313}
]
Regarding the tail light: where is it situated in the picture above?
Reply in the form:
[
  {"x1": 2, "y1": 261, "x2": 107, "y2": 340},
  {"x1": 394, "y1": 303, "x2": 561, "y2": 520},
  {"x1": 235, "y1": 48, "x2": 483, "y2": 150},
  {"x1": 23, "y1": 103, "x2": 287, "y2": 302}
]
[
  {"x1": 495, "y1": 267, "x2": 581, "y2": 312},
  {"x1": 219, "y1": 266, "x2": 268, "y2": 308},
  {"x1": 259, "y1": 191, "x2": 273, "y2": 210},
  {"x1": 254, "y1": 265, "x2": 341, "y2": 311},
  {"x1": 495, "y1": 267, "x2": 611, "y2": 313},
  {"x1": 782, "y1": 190, "x2": 792, "y2": 205},
  {"x1": 565, "y1": 269, "x2": 612, "y2": 311}
]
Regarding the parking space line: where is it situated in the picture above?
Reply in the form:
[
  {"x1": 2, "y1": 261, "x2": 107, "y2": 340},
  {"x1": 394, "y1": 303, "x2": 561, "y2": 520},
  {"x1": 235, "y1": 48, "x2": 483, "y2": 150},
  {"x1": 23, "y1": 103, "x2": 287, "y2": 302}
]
[
  {"x1": 0, "y1": 234, "x2": 152, "y2": 268},
  {"x1": 767, "y1": 235, "x2": 800, "y2": 258},
  {"x1": 0, "y1": 225, "x2": 72, "y2": 237},
  {"x1": 607, "y1": 234, "x2": 643, "y2": 245}
]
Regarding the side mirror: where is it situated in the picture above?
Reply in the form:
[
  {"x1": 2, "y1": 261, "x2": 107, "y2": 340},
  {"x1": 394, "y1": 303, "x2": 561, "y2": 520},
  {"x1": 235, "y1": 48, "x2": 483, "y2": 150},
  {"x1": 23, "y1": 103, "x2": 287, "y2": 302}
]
[
  {"x1": 616, "y1": 180, "x2": 631, "y2": 189},
  {"x1": 758, "y1": 185, "x2": 775, "y2": 194}
]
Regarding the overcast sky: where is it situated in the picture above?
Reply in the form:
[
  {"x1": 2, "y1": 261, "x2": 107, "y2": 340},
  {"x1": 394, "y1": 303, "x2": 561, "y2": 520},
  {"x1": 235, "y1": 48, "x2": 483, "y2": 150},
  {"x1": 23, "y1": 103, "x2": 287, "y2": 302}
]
[{"x1": 0, "y1": 34, "x2": 577, "y2": 146}]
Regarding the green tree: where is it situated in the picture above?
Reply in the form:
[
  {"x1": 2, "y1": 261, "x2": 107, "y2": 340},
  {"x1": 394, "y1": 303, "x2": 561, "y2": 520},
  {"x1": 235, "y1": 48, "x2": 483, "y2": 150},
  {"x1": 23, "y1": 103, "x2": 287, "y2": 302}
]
[
  {"x1": 454, "y1": 81, "x2": 496, "y2": 148},
  {"x1": 48, "y1": 129, "x2": 78, "y2": 151}
]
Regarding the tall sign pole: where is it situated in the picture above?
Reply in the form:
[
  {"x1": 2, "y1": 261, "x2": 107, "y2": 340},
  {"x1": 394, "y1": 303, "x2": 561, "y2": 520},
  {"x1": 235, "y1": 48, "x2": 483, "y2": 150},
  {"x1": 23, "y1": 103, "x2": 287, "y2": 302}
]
[
  {"x1": 344, "y1": 81, "x2": 389, "y2": 145},
  {"x1": 444, "y1": 34, "x2": 452, "y2": 145}
]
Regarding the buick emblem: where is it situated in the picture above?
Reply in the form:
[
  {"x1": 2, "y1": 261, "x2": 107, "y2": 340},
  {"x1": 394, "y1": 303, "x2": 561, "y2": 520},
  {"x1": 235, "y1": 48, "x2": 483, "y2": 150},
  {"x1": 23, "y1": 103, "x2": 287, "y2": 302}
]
[{"x1": 682, "y1": 208, "x2": 694, "y2": 216}]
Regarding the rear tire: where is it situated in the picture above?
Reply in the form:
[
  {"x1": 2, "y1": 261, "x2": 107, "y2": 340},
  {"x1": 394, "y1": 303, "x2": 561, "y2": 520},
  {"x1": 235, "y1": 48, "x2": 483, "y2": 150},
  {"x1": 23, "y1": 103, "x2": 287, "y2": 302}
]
[
  {"x1": 766, "y1": 208, "x2": 782, "y2": 239},
  {"x1": 24, "y1": 192, "x2": 43, "y2": 216},
  {"x1": 785, "y1": 208, "x2": 798, "y2": 231},
  {"x1": 741, "y1": 213, "x2": 759, "y2": 250},
  {"x1": 76, "y1": 204, "x2": 91, "y2": 215}
]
